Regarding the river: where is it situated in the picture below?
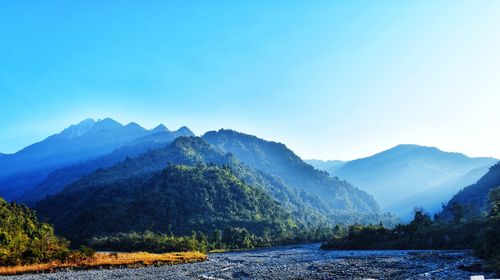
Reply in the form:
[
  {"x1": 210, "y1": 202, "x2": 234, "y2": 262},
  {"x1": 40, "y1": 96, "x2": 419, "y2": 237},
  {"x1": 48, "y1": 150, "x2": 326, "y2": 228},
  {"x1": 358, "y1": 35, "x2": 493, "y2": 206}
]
[{"x1": 5, "y1": 243, "x2": 495, "y2": 279}]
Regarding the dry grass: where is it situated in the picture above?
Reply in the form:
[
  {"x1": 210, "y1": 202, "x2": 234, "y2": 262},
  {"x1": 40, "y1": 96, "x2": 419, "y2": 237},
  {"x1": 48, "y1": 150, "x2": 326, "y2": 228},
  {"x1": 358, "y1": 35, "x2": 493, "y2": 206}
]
[{"x1": 0, "y1": 251, "x2": 207, "y2": 276}]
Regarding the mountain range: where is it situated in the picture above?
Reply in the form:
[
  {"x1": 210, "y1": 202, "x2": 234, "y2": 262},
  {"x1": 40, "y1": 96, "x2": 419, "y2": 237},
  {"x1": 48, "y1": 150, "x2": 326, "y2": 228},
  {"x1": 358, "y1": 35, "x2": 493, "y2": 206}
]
[
  {"x1": 35, "y1": 137, "x2": 308, "y2": 242},
  {"x1": 308, "y1": 144, "x2": 497, "y2": 219},
  {"x1": 0, "y1": 118, "x2": 399, "y2": 245},
  {"x1": 4, "y1": 117, "x2": 496, "y2": 245},
  {"x1": 0, "y1": 118, "x2": 194, "y2": 201}
]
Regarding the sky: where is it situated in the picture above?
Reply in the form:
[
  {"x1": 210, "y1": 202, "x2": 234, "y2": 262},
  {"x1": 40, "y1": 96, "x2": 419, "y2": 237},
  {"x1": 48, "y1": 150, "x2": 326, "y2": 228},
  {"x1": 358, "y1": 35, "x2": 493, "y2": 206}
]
[{"x1": 1, "y1": 1, "x2": 499, "y2": 160}]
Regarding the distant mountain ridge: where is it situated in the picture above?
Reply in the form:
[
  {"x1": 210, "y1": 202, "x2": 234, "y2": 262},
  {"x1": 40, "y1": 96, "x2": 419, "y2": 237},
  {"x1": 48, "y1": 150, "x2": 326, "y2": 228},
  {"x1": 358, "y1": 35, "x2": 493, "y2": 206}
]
[
  {"x1": 309, "y1": 144, "x2": 497, "y2": 219},
  {"x1": 20, "y1": 128, "x2": 194, "y2": 204},
  {"x1": 0, "y1": 118, "x2": 194, "y2": 200}
]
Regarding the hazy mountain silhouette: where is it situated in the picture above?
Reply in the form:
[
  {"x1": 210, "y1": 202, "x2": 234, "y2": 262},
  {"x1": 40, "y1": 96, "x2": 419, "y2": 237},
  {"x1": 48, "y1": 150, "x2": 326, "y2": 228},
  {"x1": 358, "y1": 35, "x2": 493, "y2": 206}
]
[
  {"x1": 310, "y1": 144, "x2": 497, "y2": 219},
  {"x1": 20, "y1": 127, "x2": 194, "y2": 204},
  {"x1": 0, "y1": 118, "x2": 194, "y2": 200}
]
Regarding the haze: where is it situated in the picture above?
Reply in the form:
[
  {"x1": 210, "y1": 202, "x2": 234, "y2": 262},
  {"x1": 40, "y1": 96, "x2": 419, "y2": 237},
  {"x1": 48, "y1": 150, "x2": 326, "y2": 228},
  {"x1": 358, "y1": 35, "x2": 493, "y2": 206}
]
[{"x1": 1, "y1": 1, "x2": 499, "y2": 160}]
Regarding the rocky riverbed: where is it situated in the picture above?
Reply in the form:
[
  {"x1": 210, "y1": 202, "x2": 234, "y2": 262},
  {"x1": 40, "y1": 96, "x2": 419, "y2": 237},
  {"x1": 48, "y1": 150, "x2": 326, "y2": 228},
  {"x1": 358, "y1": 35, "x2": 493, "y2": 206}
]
[{"x1": 4, "y1": 243, "x2": 496, "y2": 279}]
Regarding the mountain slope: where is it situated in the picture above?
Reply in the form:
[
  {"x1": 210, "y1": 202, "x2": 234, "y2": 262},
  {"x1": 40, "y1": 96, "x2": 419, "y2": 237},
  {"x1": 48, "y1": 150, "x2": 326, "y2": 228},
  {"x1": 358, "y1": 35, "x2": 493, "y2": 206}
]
[
  {"x1": 387, "y1": 165, "x2": 493, "y2": 219},
  {"x1": 441, "y1": 162, "x2": 500, "y2": 218},
  {"x1": 202, "y1": 129, "x2": 381, "y2": 214},
  {"x1": 19, "y1": 128, "x2": 194, "y2": 204},
  {"x1": 36, "y1": 137, "x2": 335, "y2": 242},
  {"x1": 328, "y1": 144, "x2": 497, "y2": 217},
  {"x1": 36, "y1": 164, "x2": 296, "y2": 245}
]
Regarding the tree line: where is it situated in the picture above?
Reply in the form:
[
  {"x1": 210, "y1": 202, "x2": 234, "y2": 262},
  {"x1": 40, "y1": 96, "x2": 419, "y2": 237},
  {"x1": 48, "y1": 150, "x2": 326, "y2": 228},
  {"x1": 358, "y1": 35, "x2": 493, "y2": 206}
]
[{"x1": 321, "y1": 187, "x2": 500, "y2": 275}]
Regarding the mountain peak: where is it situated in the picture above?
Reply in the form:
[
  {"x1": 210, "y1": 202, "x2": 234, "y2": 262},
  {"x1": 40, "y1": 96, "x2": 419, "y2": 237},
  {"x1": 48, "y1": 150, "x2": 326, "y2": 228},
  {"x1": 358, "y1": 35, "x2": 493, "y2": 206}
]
[
  {"x1": 57, "y1": 118, "x2": 97, "y2": 139},
  {"x1": 151, "y1": 124, "x2": 169, "y2": 133},
  {"x1": 91, "y1": 118, "x2": 123, "y2": 132},
  {"x1": 175, "y1": 126, "x2": 195, "y2": 136}
]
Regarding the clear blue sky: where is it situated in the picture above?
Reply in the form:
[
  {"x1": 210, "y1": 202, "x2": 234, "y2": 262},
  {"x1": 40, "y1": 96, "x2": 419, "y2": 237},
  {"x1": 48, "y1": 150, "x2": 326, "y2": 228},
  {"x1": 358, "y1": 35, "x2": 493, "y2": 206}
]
[{"x1": 1, "y1": 1, "x2": 499, "y2": 160}]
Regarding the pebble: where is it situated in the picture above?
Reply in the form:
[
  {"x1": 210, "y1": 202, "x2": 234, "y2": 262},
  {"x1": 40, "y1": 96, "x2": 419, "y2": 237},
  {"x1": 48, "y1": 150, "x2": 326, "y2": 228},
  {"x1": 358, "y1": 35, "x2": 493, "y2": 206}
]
[{"x1": 3, "y1": 244, "x2": 496, "y2": 280}]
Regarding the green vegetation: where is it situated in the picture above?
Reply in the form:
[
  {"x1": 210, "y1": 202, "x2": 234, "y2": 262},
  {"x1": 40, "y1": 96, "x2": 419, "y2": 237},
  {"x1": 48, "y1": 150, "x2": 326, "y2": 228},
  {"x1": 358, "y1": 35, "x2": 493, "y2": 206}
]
[
  {"x1": 475, "y1": 187, "x2": 500, "y2": 274},
  {"x1": 88, "y1": 226, "x2": 340, "y2": 253},
  {"x1": 0, "y1": 198, "x2": 69, "y2": 266},
  {"x1": 37, "y1": 164, "x2": 302, "y2": 245},
  {"x1": 322, "y1": 187, "x2": 500, "y2": 274},
  {"x1": 36, "y1": 137, "x2": 397, "y2": 247}
]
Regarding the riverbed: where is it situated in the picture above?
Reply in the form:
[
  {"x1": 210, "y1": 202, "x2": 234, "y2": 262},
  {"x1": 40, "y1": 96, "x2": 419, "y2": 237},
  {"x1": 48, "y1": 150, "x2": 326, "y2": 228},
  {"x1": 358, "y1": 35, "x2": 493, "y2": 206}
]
[{"x1": 4, "y1": 243, "x2": 495, "y2": 279}]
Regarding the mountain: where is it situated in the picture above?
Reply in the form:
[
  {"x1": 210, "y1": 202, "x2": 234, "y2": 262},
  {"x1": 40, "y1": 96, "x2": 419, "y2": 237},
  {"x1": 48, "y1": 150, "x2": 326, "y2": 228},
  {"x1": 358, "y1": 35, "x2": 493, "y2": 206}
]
[
  {"x1": 441, "y1": 162, "x2": 500, "y2": 218},
  {"x1": 19, "y1": 127, "x2": 194, "y2": 204},
  {"x1": 0, "y1": 118, "x2": 193, "y2": 200},
  {"x1": 36, "y1": 164, "x2": 296, "y2": 245},
  {"x1": 201, "y1": 129, "x2": 384, "y2": 215},
  {"x1": 325, "y1": 144, "x2": 497, "y2": 218},
  {"x1": 35, "y1": 137, "x2": 318, "y2": 243},
  {"x1": 36, "y1": 136, "x2": 397, "y2": 243},
  {"x1": 306, "y1": 160, "x2": 346, "y2": 175}
]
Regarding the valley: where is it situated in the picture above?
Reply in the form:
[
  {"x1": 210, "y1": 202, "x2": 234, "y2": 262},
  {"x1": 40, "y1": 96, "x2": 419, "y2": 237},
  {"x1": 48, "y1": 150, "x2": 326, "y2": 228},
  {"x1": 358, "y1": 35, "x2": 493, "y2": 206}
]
[
  {"x1": 1, "y1": 119, "x2": 499, "y2": 278},
  {"x1": 3, "y1": 3, "x2": 499, "y2": 279}
]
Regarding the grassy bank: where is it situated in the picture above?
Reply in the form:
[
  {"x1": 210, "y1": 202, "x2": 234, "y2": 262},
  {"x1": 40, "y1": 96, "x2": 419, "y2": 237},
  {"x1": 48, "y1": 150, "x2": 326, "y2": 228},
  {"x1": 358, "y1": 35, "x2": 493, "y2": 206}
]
[{"x1": 0, "y1": 251, "x2": 207, "y2": 276}]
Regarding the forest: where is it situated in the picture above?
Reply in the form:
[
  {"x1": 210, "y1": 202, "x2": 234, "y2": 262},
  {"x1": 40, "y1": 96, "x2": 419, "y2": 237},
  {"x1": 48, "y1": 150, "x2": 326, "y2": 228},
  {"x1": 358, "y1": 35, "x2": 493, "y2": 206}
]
[{"x1": 321, "y1": 187, "x2": 500, "y2": 274}]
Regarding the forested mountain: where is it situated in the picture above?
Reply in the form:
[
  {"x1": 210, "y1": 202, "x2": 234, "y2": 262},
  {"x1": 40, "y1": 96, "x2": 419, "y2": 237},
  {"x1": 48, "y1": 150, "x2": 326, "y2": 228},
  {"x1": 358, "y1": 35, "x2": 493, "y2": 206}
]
[
  {"x1": 19, "y1": 127, "x2": 194, "y2": 204},
  {"x1": 0, "y1": 118, "x2": 193, "y2": 201},
  {"x1": 202, "y1": 129, "x2": 380, "y2": 214},
  {"x1": 305, "y1": 160, "x2": 346, "y2": 175},
  {"x1": 36, "y1": 164, "x2": 296, "y2": 245},
  {"x1": 36, "y1": 136, "x2": 396, "y2": 244},
  {"x1": 441, "y1": 162, "x2": 500, "y2": 218},
  {"x1": 313, "y1": 144, "x2": 497, "y2": 218}
]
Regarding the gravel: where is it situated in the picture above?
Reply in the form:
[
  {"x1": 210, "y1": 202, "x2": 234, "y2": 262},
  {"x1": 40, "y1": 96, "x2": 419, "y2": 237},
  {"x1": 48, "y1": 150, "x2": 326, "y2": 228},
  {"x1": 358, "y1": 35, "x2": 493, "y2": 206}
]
[{"x1": 4, "y1": 243, "x2": 495, "y2": 280}]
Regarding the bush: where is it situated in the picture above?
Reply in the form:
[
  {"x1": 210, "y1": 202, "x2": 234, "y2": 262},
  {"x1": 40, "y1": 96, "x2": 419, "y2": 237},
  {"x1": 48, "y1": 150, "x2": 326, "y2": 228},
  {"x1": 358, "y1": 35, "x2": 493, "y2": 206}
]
[{"x1": 79, "y1": 246, "x2": 96, "y2": 259}]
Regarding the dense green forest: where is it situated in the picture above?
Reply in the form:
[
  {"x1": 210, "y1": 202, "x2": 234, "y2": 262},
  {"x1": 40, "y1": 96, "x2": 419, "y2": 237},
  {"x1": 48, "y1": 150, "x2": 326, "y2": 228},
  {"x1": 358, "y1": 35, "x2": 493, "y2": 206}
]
[
  {"x1": 37, "y1": 164, "x2": 304, "y2": 245},
  {"x1": 321, "y1": 187, "x2": 500, "y2": 274},
  {"x1": 88, "y1": 226, "x2": 338, "y2": 253},
  {"x1": 0, "y1": 198, "x2": 69, "y2": 266},
  {"x1": 36, "y1": 137, "x2": 397, "y2": 247}
]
